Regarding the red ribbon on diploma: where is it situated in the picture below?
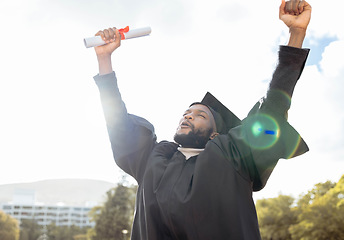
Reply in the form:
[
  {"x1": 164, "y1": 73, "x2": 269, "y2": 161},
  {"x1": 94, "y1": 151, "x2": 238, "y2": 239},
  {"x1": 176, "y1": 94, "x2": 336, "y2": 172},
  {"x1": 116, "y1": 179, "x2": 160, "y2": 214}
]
[{"x1": 118, "y1": 26, "x2": 129, "y2": 40}]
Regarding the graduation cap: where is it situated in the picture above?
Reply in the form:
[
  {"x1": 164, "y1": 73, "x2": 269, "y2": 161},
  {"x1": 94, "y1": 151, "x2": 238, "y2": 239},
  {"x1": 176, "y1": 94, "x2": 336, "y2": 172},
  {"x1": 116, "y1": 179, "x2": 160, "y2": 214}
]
[{"x1": 191, "y1": 92, "x2": 241, "y2": 134}]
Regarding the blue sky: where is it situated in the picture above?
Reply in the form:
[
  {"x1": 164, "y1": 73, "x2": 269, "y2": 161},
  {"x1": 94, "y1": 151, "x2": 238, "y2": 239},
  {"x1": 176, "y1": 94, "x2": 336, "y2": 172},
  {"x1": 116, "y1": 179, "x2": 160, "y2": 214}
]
[
  {"x1": 305, "y1": 35, "x2": 338, "y2": 67},
  {"x1": 0, "y1": 0, "x2": 343, "y2": 201}
]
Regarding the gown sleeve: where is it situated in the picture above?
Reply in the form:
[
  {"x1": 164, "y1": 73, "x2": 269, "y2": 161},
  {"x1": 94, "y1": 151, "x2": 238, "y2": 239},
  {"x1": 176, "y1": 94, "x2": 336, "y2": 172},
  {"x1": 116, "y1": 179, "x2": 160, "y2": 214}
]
[
  {"x1": 94, "y1": 72, "x2": 157, "y2": 183},
  {"x1": 239, "y1": 46, "x2": 310, "y2": 191}
]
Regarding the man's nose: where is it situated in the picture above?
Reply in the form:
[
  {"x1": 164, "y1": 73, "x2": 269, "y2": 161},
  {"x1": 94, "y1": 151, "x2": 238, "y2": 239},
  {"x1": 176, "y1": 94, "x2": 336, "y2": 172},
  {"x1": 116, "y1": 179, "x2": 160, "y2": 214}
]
[{"x1": 184, "y1": 114, "x2": 194, "y2": 120}]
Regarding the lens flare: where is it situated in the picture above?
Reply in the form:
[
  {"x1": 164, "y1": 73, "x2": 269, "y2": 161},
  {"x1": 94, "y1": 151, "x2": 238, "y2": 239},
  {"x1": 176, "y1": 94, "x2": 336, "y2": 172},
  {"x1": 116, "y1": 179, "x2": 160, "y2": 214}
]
[
  {"x1": 243, "y1": 114, "x2": 280, "y2": 150},
  {"x1": 285, "y1": 135, "x2": 302, "y2": 159}
]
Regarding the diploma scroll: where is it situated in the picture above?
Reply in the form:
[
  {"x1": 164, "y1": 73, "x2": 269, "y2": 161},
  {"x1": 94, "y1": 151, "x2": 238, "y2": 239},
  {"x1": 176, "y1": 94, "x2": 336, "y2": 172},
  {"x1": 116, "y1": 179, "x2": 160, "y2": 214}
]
[{"x1": 84, "y1": 26, "x2": 151, "y2": 48}]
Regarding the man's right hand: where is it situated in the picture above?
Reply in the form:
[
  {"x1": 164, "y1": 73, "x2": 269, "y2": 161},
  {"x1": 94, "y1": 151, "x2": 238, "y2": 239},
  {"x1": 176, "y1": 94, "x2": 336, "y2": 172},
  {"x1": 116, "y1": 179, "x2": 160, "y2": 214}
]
[
  {"x1": 95, "y1": 27, "x2": 121, "y2": 75},
  {"x1": 94, "y1": 27, "x2": 121, "y2": 58}
]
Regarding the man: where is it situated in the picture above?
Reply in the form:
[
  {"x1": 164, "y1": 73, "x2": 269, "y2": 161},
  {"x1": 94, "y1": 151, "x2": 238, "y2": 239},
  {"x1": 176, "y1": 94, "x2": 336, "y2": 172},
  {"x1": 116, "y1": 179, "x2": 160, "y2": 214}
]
[{"x1": 93, "y1": 0, "x2": 312, "y2": 239}]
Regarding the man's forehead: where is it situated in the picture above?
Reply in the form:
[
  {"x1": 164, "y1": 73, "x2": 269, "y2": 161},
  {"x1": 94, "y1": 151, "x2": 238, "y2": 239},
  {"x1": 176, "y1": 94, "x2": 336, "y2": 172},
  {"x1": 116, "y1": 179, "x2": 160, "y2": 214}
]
[{"x1": 187, "y1": 104, "x2": 212, "y2": 115}]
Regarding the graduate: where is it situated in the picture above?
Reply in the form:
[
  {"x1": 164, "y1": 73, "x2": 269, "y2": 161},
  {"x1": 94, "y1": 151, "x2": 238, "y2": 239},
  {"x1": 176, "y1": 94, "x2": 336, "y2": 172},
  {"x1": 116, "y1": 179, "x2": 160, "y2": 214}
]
[{"x1": 92, "y1": 0, "x2": 312, "y2": 239}]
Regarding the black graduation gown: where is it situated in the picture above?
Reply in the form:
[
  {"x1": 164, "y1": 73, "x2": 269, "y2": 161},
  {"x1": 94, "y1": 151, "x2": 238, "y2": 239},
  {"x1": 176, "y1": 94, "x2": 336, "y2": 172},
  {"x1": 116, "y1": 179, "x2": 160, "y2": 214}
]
[{"x1": 94, "y1": 46, "x2": 310, "y2": 240}]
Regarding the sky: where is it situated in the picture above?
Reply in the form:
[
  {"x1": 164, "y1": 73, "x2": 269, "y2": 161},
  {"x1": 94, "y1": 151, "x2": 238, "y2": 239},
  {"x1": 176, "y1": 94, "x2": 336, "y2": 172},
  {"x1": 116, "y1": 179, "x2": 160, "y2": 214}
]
[{"x1": 0, "y1": 0, "x2": 343, "y2": 201}]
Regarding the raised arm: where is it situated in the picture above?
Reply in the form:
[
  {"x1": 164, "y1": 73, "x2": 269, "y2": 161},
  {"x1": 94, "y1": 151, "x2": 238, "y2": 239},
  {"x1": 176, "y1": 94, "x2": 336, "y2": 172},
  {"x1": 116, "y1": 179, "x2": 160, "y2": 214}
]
[
  {"x1": 267, "y1": 0, "x2": 312, "y2": 108},
  {"x1": 93, "y1": 28, "x2": 157, "y2": 183},
  {"x1": 240, "y1": 1, "x2": 312, "y2": 190}
]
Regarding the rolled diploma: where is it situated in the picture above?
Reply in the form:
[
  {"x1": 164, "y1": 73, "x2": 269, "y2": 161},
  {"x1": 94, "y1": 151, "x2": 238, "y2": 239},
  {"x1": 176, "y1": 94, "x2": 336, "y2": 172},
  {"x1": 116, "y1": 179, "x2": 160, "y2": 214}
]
[{"x1": 84, "y1": 27, "x2": 151, "y2": 48}]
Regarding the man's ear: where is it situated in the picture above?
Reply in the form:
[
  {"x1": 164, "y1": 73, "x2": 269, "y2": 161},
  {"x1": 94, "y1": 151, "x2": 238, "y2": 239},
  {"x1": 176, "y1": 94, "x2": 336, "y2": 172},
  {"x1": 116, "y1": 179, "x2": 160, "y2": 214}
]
[{"x1": 209, "y1": 132, "x2": 219, "y2": 140}]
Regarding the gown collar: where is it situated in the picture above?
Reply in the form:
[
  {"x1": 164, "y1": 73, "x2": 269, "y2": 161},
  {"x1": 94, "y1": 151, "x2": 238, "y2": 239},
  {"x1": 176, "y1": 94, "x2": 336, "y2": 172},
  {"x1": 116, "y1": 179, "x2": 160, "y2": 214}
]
[{"x1": 177, "y1": 147, "x2": 204, "y2": 160}]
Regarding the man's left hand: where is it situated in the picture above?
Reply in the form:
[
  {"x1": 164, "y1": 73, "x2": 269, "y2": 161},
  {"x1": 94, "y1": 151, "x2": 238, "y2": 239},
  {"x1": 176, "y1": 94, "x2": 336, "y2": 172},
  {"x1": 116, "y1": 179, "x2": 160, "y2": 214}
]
[{"x1": 279, "y1": 0, "x2": 312, "y2": 32}]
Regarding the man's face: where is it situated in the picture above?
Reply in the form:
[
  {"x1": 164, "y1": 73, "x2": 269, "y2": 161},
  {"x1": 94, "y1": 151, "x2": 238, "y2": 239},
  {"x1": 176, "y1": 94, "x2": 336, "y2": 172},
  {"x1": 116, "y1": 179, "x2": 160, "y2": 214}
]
[{"x1": 174, "y1": 104, "x2": 217, "y2": 148}]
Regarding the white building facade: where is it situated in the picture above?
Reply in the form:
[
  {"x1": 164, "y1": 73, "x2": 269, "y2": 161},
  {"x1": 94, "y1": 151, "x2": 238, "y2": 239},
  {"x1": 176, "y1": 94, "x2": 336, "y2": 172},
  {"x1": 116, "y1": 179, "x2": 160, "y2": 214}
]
[{"x1": 1, "y1": 203, "x2": 95, "y2": 228}]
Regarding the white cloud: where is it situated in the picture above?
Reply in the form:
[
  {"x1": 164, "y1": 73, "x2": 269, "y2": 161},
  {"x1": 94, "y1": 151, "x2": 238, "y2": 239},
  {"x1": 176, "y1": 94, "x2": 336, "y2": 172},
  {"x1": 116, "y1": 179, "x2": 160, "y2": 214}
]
[
  {"x1": 307, "y1": 0, "x2": 344, "y2": 39},
  {"x1": 321, "y1": 41, "x2": 344, "y2": 77}
]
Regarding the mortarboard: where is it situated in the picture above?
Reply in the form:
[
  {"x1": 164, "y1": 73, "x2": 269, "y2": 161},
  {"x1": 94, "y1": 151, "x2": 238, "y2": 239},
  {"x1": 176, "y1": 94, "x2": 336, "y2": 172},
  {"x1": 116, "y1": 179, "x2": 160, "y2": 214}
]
[{"x1": 191, "y1": 92, "x2": 241, "y2": 134}]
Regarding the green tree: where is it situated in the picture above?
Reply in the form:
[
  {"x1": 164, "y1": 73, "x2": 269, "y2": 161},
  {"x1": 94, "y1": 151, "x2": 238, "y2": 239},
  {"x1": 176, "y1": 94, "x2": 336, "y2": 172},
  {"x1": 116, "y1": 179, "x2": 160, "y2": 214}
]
[
  {"x1": 89, "y1": 183, "x2": 137, "y2": 240},
  {"x1": 73, "y1": 234, "x2": 88, "y2": 240},
  {"x1": 296, "y1": 180, "x2": 336, "y2": 209},
  {"x1": 289, "y1": 175, "x2": 344, "y2": 240},
  {"x1": 46, "y1": 223, "x2": 90, "y2": 240},
  {"x1": 86, "y1": 227, "x2": 96, "y2": 240},
  {"x1": 257, "y1": 195, "x2": 296, "y2": 240},
  {"x1": 19, "y1": 219, "x2": 42, "y2": 240},
  {"x1": 0, "y1": 210, "x2": 19, "y2": 240}
]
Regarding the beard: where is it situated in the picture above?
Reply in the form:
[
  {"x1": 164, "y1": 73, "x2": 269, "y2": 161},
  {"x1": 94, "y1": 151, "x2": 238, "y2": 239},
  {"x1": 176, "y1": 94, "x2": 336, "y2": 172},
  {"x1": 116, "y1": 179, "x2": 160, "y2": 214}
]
[{"x1": 174, "y1": 127, "x2": 213, "y2": 149}]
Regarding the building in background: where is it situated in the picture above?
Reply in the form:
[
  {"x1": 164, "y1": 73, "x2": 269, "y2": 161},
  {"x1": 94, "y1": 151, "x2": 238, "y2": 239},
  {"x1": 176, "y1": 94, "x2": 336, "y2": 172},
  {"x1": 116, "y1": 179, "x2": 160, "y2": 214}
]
[{"x1": 0, "y1": 189, "x2": 95, "y2": 228}]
